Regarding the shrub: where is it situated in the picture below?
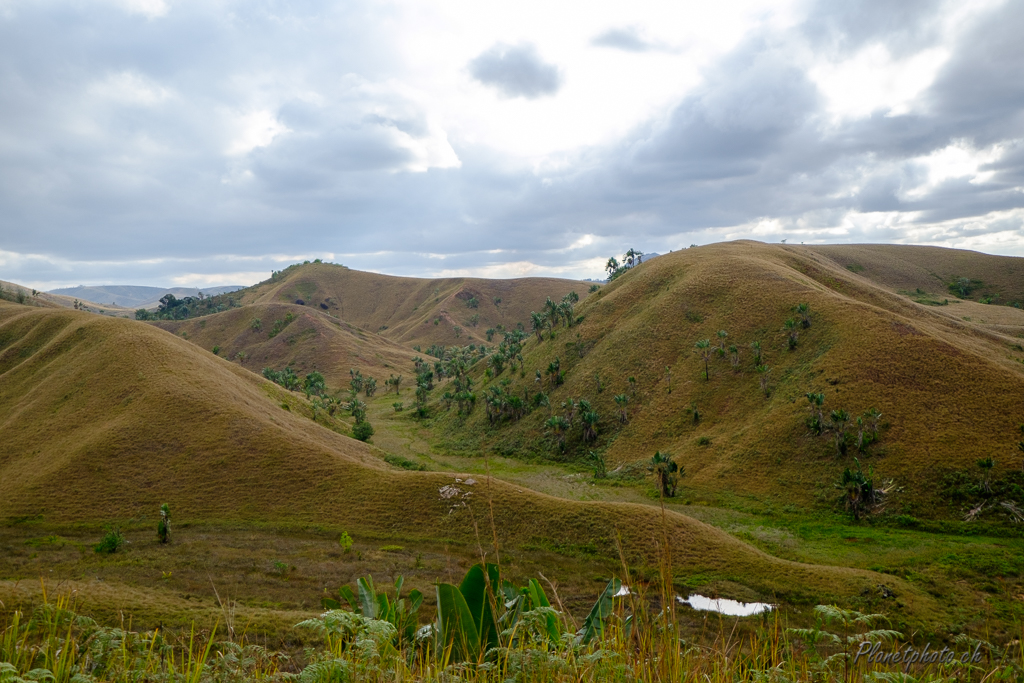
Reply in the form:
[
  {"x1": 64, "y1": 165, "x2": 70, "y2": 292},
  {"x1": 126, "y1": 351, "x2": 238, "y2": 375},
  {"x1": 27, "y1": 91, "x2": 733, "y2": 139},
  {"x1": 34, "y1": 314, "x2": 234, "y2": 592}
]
[
  {"x1": 385, "y1": 454, "x2": 426, "y2": 471},
  {"x1": 94, "y1": 527, "x2": 125, "y2": 554},
  {"x1": 697, "y1": 436, "x2": 711, "y2": 446},
  {"x1": 352, "y1": 421, "x2": 375, "y2": 442},
  {"x1": 339, "y1": 531, "x2": 353, "y2": 553},
  {"x1": 157, "y1": 504, "x2": 171, "y2": 544},
  {"x1": 393, "y1": 402, "x2": 404, "y2": 412},
  {"x1": 212, "y1": 345, "x2": 220, "y2": 355}
]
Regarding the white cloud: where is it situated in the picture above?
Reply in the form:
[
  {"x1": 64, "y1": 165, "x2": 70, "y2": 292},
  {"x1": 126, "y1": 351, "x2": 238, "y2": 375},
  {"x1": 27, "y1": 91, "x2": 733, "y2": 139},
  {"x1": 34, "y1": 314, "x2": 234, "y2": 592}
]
[
  {"x1": 169, "y1": 272, "x2": 269, "y2": 287},
  {"x1": 226, "y1": 110, "x2": 290, "y2": 156},
  {"x1": 809, "y1": 44, "x2": 950, "y2": 120},
  {"x1": 89, "y1": 71, "x2": 172, "y2": 106},
  {"x1": 902, "y1": 140, "x2": 1007, "y2": 199},
  {"x1": 115, "y1": 0, "x2": 168, "y2": 19}
]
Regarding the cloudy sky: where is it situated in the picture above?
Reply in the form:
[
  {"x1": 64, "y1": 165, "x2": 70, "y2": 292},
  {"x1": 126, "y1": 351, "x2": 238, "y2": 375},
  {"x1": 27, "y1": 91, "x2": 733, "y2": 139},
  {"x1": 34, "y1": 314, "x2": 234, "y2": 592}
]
[{"x1": 1, "y1": 0, "x2": 1023, "y2": 289}]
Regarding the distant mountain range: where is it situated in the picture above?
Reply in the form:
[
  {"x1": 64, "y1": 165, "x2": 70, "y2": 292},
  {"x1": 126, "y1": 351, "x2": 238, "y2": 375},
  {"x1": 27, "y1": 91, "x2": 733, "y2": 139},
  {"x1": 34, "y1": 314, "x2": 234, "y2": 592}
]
[{"x1": 48, "y1": 285, "x2": 245, "y2": 309}]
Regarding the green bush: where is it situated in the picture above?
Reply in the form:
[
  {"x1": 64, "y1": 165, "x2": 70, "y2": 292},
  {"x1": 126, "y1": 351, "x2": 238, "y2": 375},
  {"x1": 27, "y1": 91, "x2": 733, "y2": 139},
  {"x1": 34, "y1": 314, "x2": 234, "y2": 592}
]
[
  {"x1": 94, "y1": 527, "x2": 125, "y2": 554},
  {"x1": 352, "y1": 421, "x2": 375, "y2": 442},
  {"x1": 339, "y1": 531, "x2": 353, "y2": 553}
]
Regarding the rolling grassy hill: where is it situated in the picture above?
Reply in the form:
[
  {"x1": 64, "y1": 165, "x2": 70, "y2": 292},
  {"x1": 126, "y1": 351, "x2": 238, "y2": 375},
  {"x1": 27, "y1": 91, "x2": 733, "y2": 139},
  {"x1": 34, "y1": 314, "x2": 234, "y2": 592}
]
[
  {"x1": 427, "y1": 241, "x2": 1024, "y2": 522},
  {"x1": 48, "y1": 285, "x2": 245, "y2": 309},
  {"x1": 150, "y1": 302, "x2": 417, "y2": 390},
  {"x1": 218, "y1": 261, "x2": 590, "y2": 347},
  {"x1": 0, "y1": 299, "x2": 948, "y2": 630},
  {"x1": 1, "y1": 279, "x2": 132, "y2": 316}
]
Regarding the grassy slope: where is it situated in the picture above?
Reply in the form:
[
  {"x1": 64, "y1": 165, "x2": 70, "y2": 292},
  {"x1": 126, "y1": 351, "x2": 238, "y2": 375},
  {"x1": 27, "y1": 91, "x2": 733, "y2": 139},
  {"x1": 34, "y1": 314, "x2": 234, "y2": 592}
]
[
  {"x1": 432, "y1": 241, "x2": 1024, "y2": 519},
  {"x1": 0, "y1": 301, "x2": 943, "y2": 629},
  {"x1": 1, "y1": 279, "x2": 135, "y2": 315},
  {"x1": 150, "y1": 302, "x2": 418, "y2": 389},
  {"x1": 228, "y1": 262, "x2": 590, "y2": 347}
]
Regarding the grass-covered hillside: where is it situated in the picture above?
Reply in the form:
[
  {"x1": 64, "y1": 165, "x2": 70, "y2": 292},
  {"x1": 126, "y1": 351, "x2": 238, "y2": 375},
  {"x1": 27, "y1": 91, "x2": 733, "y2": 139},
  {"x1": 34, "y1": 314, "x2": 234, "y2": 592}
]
[
  {"x1": 151, "y1": 302, "x2": 418, "y2": 389},
  {"x1": 225, "y1": 261, "x2": 591, "y2": 347},
  {"x1": 0, "y1": 300, "x2": 933, "y2": 626},
  {"x1": 427, "y1": 241, "x2": 1024, "y2": 522}
]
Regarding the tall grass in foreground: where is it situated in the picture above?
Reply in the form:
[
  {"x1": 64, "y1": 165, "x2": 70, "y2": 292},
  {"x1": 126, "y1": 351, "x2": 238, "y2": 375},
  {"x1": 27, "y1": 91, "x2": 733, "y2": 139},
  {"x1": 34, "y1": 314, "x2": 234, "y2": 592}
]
[{"x1": 2, "y1": 580, "x2": 1021, "y2": 683}]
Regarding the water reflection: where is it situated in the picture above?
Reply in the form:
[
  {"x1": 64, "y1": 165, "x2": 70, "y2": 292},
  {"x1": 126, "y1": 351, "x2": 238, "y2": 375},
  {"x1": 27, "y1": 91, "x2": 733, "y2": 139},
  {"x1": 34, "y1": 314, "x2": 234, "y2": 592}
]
[{"x1": 677, "y1": 594, "x2": 774, "y2": 616}]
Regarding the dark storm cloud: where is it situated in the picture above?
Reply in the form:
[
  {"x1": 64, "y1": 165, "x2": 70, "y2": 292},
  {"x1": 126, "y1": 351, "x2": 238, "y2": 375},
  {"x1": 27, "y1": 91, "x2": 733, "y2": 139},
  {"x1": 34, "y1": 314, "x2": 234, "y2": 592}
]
[
  {"x1": 591, "y1": 26, "x2": 661, "y2": 52},
  {"x1": 468, "y1": 43, "x2": 562, "y2": 99}
]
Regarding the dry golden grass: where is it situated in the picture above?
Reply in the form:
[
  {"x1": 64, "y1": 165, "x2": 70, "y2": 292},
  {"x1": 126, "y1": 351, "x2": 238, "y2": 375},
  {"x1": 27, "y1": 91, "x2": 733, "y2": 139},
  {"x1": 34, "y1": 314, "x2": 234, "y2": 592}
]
[
  {"x1": 433, "y1": 241, "x2": 1024, "y2": 519},
  {"x1": 0, "y1": 279, "x2": 134, "y2": 315},
  {"x1": 151, "y1": 302, "x2": 418, "y2": 390},
  {"x1": 230, "y1": 262, "x2": 590, "y2": 347},
  {"x1": 0, "y1": 300, "x2": 942, "y2": 630}
]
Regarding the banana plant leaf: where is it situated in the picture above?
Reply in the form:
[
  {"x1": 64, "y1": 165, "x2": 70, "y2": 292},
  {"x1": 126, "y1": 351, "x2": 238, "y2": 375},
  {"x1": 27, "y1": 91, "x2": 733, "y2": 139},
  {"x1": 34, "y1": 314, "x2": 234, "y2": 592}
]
[
  {"x1": 436, "y1": 583, "x2": 481, "y2": 662},
  {"x1": 579, "y1": 577, "x2": 622, "y2": 645},
  {"x1": 458, "y1": 563, "x2": 500, "y2": 653},
  {"x1": 357, "y1": 576, "x2": 378, "y2": 619},
  {"x1": 525, "y1": 579, "x2": 560, "y2": 641}
]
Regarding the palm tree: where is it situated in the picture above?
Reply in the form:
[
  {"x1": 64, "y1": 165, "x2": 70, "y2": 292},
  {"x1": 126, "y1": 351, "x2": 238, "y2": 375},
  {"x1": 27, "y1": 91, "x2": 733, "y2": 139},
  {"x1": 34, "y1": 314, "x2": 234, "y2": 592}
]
[
  {"x1": 545, "y1": 415, "x2": 569, "y2": 449},
  {"x1": 544, "y1": 297, "x2": 559, "y2": 332},
  {"x1": 546, "y1": 357, "x2": 561, "y2": 392},
  {"x1": 784, "y1": 319, "x2": 799, "y2": 349},
  {"x1": 728, "y1": 344, "x2": 739, "y2": 367},
  {"x1": 695, "y1": 339, "x2": 712, "y2": 381},
  {"x1": 977, "y1": 457, "x2": 995, "y2": 495},
  {"x1": 805, "y1": 392, "x2": 825, "y2": 434},
  {"x1": 648, "y1": 451, "x2": 681, "y2": 498},
  {"x1": 795, "y1": 302, "x2": 812, "y2": 328},
  {"x1": 838, "y1": 458, "x2": 876, "y2": 520},
  {"x1": 348, "y1": 397, "x2": 368, "y2": 423},
  {"x1": 605, "y1": 256, "x2": 620, "y2": 277},
  {"x1": 716, "y1": 330, "x2": 728, "y2": 355},
  {"x1": 587, "y1": 451, "x2": 607, "y2": 479},
  {"x1": 530, "y1": 311, "x2": 546, "y2": 342},
  {"x1": 749, "y1": 340, "x2": 762, "y2": 366},
  {"x1": 614, "y1": 394, "x2": 629, "y2": 423},
  {"x1": 561, "y1": 398, "x2": 578, "y2": 427},
  {"x1": 581, "y1": 408, "x2": 599, "y2": 443},
  {"x1": 829, "y1": 409, "x2": 850, "y2": 455}
]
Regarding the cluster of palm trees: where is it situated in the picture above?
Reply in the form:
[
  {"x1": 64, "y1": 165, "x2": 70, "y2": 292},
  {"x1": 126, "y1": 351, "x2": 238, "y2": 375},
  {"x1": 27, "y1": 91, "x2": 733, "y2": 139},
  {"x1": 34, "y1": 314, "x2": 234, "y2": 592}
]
[
  {"x1": 692, "y1": 304, "x2": 814, "y2": 395},
  {"x1": 806, "y1": 393, "x2": 882, "y2": 456},
  {"x1": 484, "y1": 381, "x2": 536, "y2": 425},
  {"x1": 543, "y1": 398, "x2": 600, "y2": 450},
  {"x1": 604, "y1": 248, "x2": 644, "y2": 280},
  {"x1": 418, "y1": 344, "x2": 488, "y2": 415},
  {"x1": 487, "y1": 329, "x2": 527, "y2": 376},
  {"x1": 530, "y1": 292, "x2": 580, "y2": 341}
]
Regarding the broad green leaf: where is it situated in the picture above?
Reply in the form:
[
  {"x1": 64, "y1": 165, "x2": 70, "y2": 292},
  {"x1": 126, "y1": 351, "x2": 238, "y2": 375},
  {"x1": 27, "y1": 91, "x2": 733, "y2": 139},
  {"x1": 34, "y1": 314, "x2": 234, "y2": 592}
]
[
  {"x1": 579, "y1": 578, "x2": 621, "y2": 645},
  {"x1": 458, "y1": 563, "x2": 500, "y2": 652},
  {"x1": 436, "y1": 583, "x2": 481, "y2": 662},
  {"x1": 338, "y1": 586, "x2": 359, "y2": 613},
  {"x1": 408, "y1": 589, "x2": 423, "y2": 612},
  {"x1": 357, "y1": 576, "x2": 378, "y2": 619}
]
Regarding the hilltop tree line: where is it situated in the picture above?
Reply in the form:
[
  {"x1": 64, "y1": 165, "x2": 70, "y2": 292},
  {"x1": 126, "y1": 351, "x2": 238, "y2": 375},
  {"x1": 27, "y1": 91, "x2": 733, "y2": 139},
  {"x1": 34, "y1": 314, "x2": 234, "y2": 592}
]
[{"x1": 135, "y1": 292, "x2": 240, "y2": 321}]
